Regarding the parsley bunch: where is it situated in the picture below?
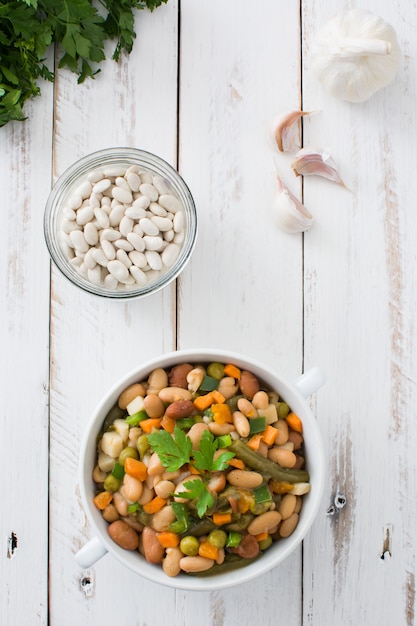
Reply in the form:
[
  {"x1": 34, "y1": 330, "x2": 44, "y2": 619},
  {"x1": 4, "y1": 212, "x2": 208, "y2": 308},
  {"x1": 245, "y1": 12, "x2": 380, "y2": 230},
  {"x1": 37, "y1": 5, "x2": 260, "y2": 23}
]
[
  {"x1": 148, "y1": 427, "x2": 235, "y2": 518},
  {"x1": 0, "y1": 0, "x2": 168, "y2": 127}
]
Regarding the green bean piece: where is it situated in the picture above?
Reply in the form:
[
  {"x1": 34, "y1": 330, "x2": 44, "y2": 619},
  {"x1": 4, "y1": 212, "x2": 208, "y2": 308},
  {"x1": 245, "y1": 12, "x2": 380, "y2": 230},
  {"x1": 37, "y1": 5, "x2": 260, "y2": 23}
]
[
  {"x1": 230, "y1": 440, "x2": 309, "y2": 484},
  {"x1": 207, "y1": 529, "x2": 227, "y2": 549},
  {"x1": 199, "y1": 375, "x2": 219, "y2": 391},
  {"x1": 118, "y1": 446, "x2": 139, "y2": 465},
  {"x1": 101, "y1": 404, "x2": 126, "y2": 433},
  {"x1": 103, "y1": 475, "x2": 121, "y2": 492},
  {"x1": 226, "y1": 394, "x2": 244, "y2": 413},
  {"x1": 207, "y1": 362, "x2": 225, "y2": 380},
  {"x1": 126, "y1": 409, "x2": 148, "y2": 426},
  {"x1": 180, "y1": 535, "x2": 200, "y2": 556},
  {"x1": 183, "y1": 518, "x2": 216, "y2": 537},
  {"x1": 136, "y1": 434, "x2": 150, "y2": 459}
]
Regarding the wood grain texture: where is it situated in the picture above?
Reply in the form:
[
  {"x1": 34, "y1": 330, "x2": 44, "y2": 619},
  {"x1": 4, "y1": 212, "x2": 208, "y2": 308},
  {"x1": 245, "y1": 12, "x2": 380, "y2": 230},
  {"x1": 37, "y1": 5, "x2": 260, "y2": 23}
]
[{"x1": 301, "y1": 2, "x2": 417, "y2": 624}]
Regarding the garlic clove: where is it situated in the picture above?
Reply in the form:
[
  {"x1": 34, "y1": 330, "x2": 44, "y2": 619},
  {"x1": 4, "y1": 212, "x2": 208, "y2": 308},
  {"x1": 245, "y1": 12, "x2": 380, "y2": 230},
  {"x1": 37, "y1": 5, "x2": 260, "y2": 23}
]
[
  {"x1": 291, "y1": 148, "x2": 346, "y2": 188},
  {"x1": 274, "y1": 175, "x2": 313, "y2": 234},
  {"x1": 273, "y1": 110, "x2": 312, "y2": 152}
]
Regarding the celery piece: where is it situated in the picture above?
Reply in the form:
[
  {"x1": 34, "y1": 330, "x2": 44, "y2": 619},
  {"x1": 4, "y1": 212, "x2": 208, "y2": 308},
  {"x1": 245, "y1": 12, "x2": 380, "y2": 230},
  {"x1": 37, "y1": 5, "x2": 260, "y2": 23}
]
[
  {"x1": 199, "y1": 375, "x2": 219, "y2": 391},
  {"x1": 216, "y1": 434, "x2": 232, "y2": 448}
]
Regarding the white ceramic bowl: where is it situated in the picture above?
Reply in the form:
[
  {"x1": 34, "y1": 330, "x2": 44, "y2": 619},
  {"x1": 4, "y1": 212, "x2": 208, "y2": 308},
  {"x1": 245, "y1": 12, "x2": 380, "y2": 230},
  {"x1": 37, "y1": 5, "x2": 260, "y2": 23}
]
[
  {"x1": 75, "y1": 349, "x2": 326, "y2": 590},
  {"x1": 44, "y1": 148, "x2": 197, "y2": 299}
]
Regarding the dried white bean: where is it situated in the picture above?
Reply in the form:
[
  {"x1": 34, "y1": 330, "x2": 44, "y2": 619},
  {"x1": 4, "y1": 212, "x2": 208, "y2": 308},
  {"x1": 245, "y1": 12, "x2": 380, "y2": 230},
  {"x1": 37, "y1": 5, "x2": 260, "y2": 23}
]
[
  {"x1": 130, "y1": 265, "x2": 147, "y2": 285},
  {"x1": 174, "y1": 231, "x2": 185, "y2": 244},
  {"x1": 76, "y1": 206, "x2": 94, "y2": 225},
  {"x1": 88, "y1": 266, "x2": 102, "y2": 286},
  {"x1": 126, "y1": 232, "x2": 146, "y2": 252},
  {"x1": 101, "y1": 196, "x2": 111, "y2": 208},
  {"x1": 116, "y1": 249, "x2": 132, "y2": 267},
  {"x1": 133, "y1": 224, "x2": 144, "y2": 237},
  {"x1": 104, "y1": 274, "x2": 118, "y2": 289},
  {"x1": 115, "y1": 176, "x2": 130, "y2": 190},
  {"x1": 101, "y1": 239, "x2": 116, "y2": 260},
  {"x1": 173, "y1": 211, "x2": 184, "y2": 233},
  {"x1": 129, "y1": 250, "x2": 147, "y2": 268},
  {"x1": 109, "y1": 205, "x2": 126, "y2": 226},
  {"x1": 125, "y1": 206, "x2": 147, "y2": 220},
  {"x1": 164, "y1": 229, "x2": 175, "y2": 242},
  {"x1": 84, "y1": 222, "x2": 99, "y2": 246},
  {"x1": 76, "y1": 180, "x2": 93, "y2": 199},
  {"x1": 62, "y1": 219, "x2": 81, "y2": 234},
  {"x1": 140, "y1": 218, "x2": 159, "y2": 236},
  {"x1": 119, "y1": 216, "x2": 134, "y2": 237},
  {"x1": 104, "y1": 166, "x2": 127, "y2": 177},
  {"x1": 151, "y1": 216, "x2": 173, "y2": 232},
  {"x1": 107, "y1": 259, "x2": 129, "y2": 281},
  {"x1": 149, "y1": 202, "x2": 168, "y2": 217},
  {"x1": 100, "y1": 228, "x2": 121, "y2": 242},
  {"x1": 87, "y1": 170, "x2": 104, "y2": 184},
  {"x1": 152, "y1": 175, "x2": 172, "y2": 195},
  {"x1": 89, "y1": 193, "x2": 101, "y2": 209},
  {"x1": 114, "y1": 239, "x2": 134, "y2": 252},
  {"x1": 133, "y1": 195, "x2": 150, "y2": 209},
  {"x1": 144, "y1": 236, "x2": 164, "y2": 251},
  {"x1": 158, "y1": 194, "x2": 182, "y2": 213},
  {"x1": 67, "y1": 194, "x2": 83, "y2": 211},
  {"x1": 145, "y1": 250, "x2": 163, "y2": 270},
  {"x1": 162, "y1": 243, "x2": 180, "y2": 267},
  {"x1": 93, "y1": 179, "x2": 112, "y2": 194},
  {"x1": 94, "y1": 208, "x2": 110, "y2": 229},
  {"x1": 92, "y1": 249, "x2": 110, "y2": 267},
  {"x1": 139, "y1": 171, "x2": 153, "y2": 184},
  {"x1": 69, "y1": 230, "x2": 89, "y2": 253},
  {"x1": 126, "y1": 165, "x2": 141, "y2": 175},
  {"x1": 139, "y1": 183, "x2": 159, "y2": 201},
  {"x1": 126, "y1": 172, "x2": 142, "y2": 192},
  {"x1": 112, "y1": 186, "x2": 133, "y2": 204},
  {"x1": 63, "y1": 207, "x2": 76, "y2": 220},
  {"x1": 83, "y1": 248, "x2": 97, "y2": 269}
]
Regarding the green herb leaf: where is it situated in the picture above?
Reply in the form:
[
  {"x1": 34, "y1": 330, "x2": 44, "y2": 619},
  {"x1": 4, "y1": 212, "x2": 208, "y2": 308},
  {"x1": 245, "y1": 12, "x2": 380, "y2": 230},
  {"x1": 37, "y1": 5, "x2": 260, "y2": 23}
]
[
  {"x1": 178, "y1": 479, "x2": 214, "y2": 518},
  {"x1": 147, "y1": 425, "x2": 192, "y2": 472}
]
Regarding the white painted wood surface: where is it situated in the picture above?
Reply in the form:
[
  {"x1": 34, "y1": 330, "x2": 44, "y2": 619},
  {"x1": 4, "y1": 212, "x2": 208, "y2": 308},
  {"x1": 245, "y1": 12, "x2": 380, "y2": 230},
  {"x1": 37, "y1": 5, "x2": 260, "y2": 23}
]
[{"x1": 2, "y1": 1, "x2": 416, "y2": 624}]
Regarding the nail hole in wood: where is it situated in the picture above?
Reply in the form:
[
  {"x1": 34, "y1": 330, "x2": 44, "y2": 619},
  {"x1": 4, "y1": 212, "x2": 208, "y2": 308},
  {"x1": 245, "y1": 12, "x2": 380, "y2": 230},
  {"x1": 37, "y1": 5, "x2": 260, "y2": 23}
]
[{"x1": 7, "y1": 532, "x2": 18, "y2": 559}]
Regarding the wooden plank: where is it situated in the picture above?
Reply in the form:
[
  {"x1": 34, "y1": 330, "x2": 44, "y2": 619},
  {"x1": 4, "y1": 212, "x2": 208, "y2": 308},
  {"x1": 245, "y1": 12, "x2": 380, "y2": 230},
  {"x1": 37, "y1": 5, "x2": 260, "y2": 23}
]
[
  {"x1": 178, "y1": 1, "x2": 304, "y2": 623},
  {"x1": 301, "y1": 2, "x2": 417, "y2": 624},
  {"x1": 0, "y1": 76, "x2": 54, "y2": 624},
  {"x1": 48, "y1": 3, "x2": 180, "y2": 622}
]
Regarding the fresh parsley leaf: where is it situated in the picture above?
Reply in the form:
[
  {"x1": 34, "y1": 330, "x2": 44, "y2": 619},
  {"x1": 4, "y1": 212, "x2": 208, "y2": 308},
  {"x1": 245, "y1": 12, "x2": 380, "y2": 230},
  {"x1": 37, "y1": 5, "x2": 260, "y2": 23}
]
[
  {"x1": 178, "y1": 479, "x2": 214, "y2": 519},
  {"x1": 147, "y1": 425, "x2": 192, "y2": 472}
]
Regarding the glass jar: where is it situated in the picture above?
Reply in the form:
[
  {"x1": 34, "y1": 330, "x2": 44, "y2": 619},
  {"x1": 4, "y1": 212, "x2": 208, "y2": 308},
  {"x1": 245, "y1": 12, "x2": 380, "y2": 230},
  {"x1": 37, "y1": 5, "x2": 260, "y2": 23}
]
[{"x1": 44, "y1": 147, "x2": 197, "y2": 299}]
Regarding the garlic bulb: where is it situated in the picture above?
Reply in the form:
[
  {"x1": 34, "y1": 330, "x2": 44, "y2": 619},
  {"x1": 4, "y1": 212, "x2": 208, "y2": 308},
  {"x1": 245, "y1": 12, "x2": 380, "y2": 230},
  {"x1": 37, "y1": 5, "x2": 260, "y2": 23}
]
[
  {"x1": 274, "y1": 175, "x2": 313, "y2": 234},
  {"x1": 291, "y1": 147, "x2": 346, "y2": 187},
  {"x1": 273, "y1": 110, "x2": 312, "y2": 152},
  {"x1": 310, "y1": 9, "x2": 401, "y2": 103}
]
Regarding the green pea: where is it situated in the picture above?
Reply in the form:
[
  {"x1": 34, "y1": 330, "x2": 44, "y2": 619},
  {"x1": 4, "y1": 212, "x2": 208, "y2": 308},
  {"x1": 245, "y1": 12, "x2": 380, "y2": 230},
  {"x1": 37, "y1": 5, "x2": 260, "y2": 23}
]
[
  {"x1": 258, "y1": 535, "x2": 273, "y2": 551},
  {"x1": 103, "y1": 475, "x2": 121, "y2": 493},
  {"x1": 207, "y1": 529, "x2": 227, "y2": 549},
  {"x1": 180, "y1": 535, "x2": 200, "y2": 556},
  {"x1": 137, "y1": 434, "x2": 150, "y2": 459},
  {"x1": 207, "y1": 362, "x2": 225, "y2": 380},
  {"x1": 277, "y1": 402, "x2": 290, "y2": 419},
  {"x1": 118, "y1": 446, "x2": 139, "y2": 465}
]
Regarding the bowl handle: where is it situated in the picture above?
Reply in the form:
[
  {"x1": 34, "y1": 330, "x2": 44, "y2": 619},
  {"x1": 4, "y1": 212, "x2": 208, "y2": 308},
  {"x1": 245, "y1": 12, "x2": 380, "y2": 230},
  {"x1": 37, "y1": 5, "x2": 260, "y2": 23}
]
[
  {"x1": 75, "y1": 536, "x2": 108, "y2": 569},
  {"x1": 294, "y1": 366, "x2": 326, "y2": 398}
]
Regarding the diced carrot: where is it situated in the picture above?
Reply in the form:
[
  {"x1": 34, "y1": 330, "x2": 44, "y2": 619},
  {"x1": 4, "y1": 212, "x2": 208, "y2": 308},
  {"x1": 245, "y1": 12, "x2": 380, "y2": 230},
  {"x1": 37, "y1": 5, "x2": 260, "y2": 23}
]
[
  {"x1": 212, "y1": 512, "x2": 232, "y2": 525},
  {"x1": 198, "y1": 540, "x2": 219, "y2": 561},
  {"x1": 140, "y1": 418, "x2": 162, "y2": 433},
  {"x1": 193, "y1": 392, "x2": 215, "y2": 411},
  {"x1": 262, "y1": 424, "x2": 279, "y2": 446},
  {"x1": 156, "y1": 531, "x2": 180, "y2": 548},
  {"x1": 246, "y1": 434, "x2": 263, "y2": 451},
  {"x1": 143, "y1": 496, "x2": 167, "y2": 514},
  {"x1": 269, "y1": 480, "x2": 295, "y2": 494},
  {"x1": 286, "y1": 412, "x2": 303, "y2": 433},
  {"x1": 227, "y1": 458, "x2": 245, "y2": 470},
  {"x1": 212, "y1": 403, "x2": 232, "y2": 424},
  {"x1": 93, "y1": 491, "x2": 113, "y2": 510},
  {"x1": 255, "y1": 531, "x2": 269, "y2": 542},
  {"x1": 160, "y1": 414, "x2": 176, "y2": 433},
  {"x1": 124, "y1": 457, "x2": 147, "y2": 481},
  {"x1": 211, "y1": 389, "x2": 226, "y2": 404},
  {"x1": 188, "y1": 463, "x2": 202, "y2": 475},
  {"x1": 224, "y1": 364, "x2": 241, "y2": 379}
]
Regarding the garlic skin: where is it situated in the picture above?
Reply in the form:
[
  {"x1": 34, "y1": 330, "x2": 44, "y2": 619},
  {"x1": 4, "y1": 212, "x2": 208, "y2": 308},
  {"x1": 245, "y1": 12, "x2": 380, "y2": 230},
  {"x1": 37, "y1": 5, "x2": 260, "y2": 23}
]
[
  {"x1": 310, "y1": 9, "x2": 401, "y2": 103},
  {"x1": 291, "y1": 148, "x2": 346, "y2": 187},
  {"x1": 274, "y1": 176, "x2": 313, "y2": 234},
  {"x1": 273, "y1": 110, "x2": 312, "y2": 152}
]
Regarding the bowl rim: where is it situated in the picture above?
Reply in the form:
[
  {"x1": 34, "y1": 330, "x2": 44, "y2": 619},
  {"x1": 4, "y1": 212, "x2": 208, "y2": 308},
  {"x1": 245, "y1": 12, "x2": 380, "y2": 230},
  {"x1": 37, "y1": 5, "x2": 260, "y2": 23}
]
[
  {"x1": 78, "y1": 349, "x2": 326, "y2": 590},
  {"x1": 44, "y1": 147, "x2": 198, "y2": 300}
]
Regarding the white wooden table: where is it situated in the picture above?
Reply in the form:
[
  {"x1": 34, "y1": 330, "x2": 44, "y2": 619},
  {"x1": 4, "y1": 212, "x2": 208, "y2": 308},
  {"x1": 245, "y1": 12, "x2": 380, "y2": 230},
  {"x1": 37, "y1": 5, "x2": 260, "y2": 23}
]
[{"x1": 3, "y1": 1, "x2": 417, "y2": 624}]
